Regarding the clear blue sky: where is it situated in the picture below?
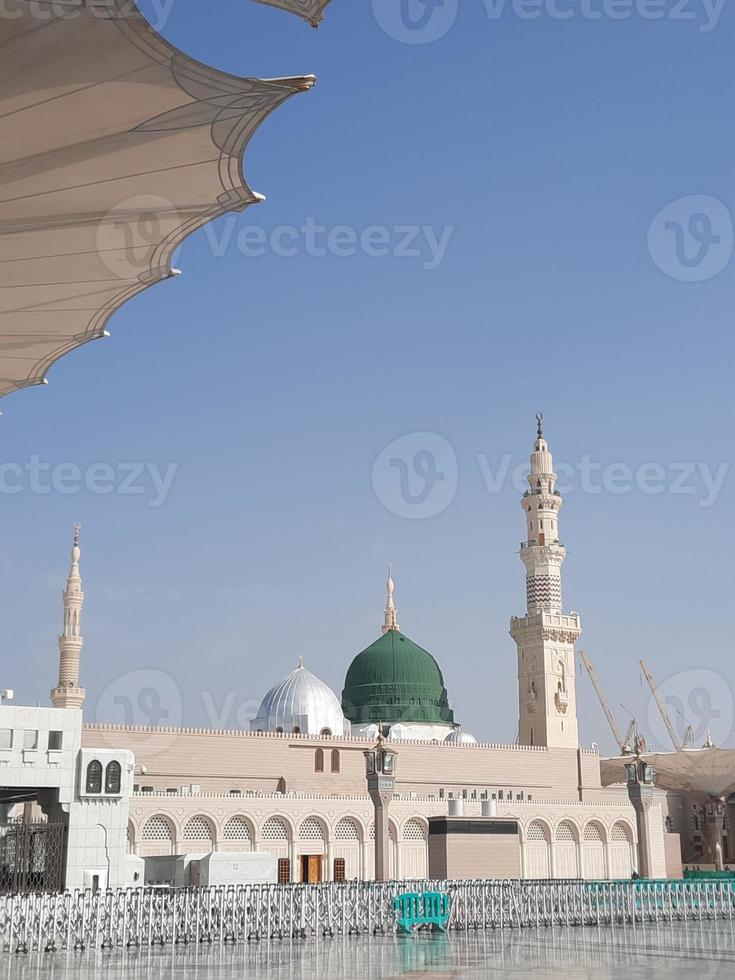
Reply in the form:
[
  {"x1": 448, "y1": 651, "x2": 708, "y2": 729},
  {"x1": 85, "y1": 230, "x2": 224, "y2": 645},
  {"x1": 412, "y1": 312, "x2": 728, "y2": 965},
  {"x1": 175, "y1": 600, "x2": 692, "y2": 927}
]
[{"x1": 4, "y1": 0, "x2": 734, "y2": 754}]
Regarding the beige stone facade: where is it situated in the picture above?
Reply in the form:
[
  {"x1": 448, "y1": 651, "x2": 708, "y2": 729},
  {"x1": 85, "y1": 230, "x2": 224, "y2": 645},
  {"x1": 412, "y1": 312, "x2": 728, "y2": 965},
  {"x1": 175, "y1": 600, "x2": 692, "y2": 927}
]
[{"x1": 84, "y1": 724, "x2": 658, "y2": 882}]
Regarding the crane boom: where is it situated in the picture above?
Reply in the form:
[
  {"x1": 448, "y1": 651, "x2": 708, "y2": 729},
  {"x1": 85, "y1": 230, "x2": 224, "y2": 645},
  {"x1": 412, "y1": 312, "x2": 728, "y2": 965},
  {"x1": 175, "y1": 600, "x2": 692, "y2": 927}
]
[
  {"x1": 639, "y1": 659, "x2": 682, "y2": 751},
  {"x1": 577, "y1": 650, "x2": 626, "y2": 753}
]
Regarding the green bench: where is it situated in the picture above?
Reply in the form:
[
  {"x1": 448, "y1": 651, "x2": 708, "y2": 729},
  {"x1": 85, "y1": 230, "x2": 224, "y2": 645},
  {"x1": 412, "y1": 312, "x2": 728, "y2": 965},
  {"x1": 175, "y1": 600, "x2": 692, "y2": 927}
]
[{"x1": 393, "y1": 891, "x2": 451, "y2": 934}]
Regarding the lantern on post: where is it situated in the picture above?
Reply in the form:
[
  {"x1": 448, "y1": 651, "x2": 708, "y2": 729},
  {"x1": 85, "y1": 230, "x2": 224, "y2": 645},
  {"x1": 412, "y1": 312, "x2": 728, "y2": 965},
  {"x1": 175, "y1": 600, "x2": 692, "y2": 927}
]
[{"x1": 364, "y1": 725, "x2": 398, "y2": 881}]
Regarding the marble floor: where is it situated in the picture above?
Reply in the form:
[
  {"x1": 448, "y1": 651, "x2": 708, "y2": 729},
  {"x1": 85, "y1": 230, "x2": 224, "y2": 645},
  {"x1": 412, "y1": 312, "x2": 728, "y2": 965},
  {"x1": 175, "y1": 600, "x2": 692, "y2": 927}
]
[{"x1": 2, "y1": 920, "x2": 735, "y2": 980}]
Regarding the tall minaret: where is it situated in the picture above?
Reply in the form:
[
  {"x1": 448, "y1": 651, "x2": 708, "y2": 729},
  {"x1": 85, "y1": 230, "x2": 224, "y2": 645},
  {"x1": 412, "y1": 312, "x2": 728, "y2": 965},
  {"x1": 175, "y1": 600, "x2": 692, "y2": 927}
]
[
  {"x1": 510, "y1": 417, "x2": 581, "y2": 748},
  {"x1": 381, "y1": 563, "x2": 400, "y2": 633},
  {"x1": 51, "y1": 525, "x2": 86, "y2": 710}
]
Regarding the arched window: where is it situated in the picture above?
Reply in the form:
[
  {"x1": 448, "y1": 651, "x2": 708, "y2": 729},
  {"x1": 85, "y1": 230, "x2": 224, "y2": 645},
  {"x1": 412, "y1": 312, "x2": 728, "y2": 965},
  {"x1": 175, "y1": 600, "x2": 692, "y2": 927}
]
[
  {"x1": 142, "y1": 815, "x2": 173, "y2": 842},
  {"x1": 320, "y1": 728, "x2": 332, "y2": 737},
  {"x1": 335, "y1": 818, "x2": 360, "y2": 841},
  {"x1": 223, "y1": 817, "x2": 252, "y2": 842},
  {"x1": 183, "y1": 816, "x2": 214, "y2": 847},
  {"x1": 105, "y1": 760, "x2": 122, "y2": 794},
  {"x1": 299, "y1": 818, "x2": 325, "y2": 841},
  {"x1": 403, "y1": 818, "x2": 427, "y2": 841},
  {"x1": 292, "y1": 726, "x2": 301, "y2": 734},
  {"x1": 276, "y1": 777, "x2": 287, "y2": 794},
  {"x1": 331, "y1": 749, "x2": 340, "y2": 773},
  {"x1": 85, "y1": 760, "x2": 102, "y2": 794},
  {"x1": 315, "y1": 748, "x2": 324, "y2": 772},
  {"x1": 262, "y1": 817, "x2": 289, "y2": 841}
]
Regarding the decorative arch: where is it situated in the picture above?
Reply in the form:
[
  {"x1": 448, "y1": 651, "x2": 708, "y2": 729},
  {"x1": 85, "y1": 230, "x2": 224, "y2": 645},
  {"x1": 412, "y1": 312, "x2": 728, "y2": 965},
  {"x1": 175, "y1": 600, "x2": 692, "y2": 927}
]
[
  {"x1": 140, "y1": 814, "x2": 176, "y2": 854},
  {"x1": 582, "y1": 820, "x2": 607, "y2": 879},
  {"x1": 182, "y1": 814, "x2": 216, "y2": 851},
  {"x1": 555, "y1": 819, "x2": 579, "y2": 841},
  {"x1": 583, "y1": 820, "x2": 607, "y2": 843},
  {"x1": 610, "y1": 820, "x2": 633, "y2": 842},
  {"x1": 608, "y1": 819, "x2": 636, "y2": 878},
  {"x1": 524, "y1": 819, "x2": 552, "y2": 843},
  {"x1": 401, "y1": 817, "x2": 428, "y2": 880},
  {"x1": 334, "y1": 817, "x2": 362, "y2": 841},
  {"x1": 260, "y1": 815, "x2": 292, "y2": 842},
  {"x1": 222, "y1": 815, "x2": 254, "y2": 844},
  {"x1": 298, "y1": 816, "x2": 327, "y2": 842},
  {"x1": 554, "y1": 819, "x2": 580, "y2": 878},
  {"x1": 523, "y1": 819, "x2": 552, "y2": 879},
  {"x1": 402, "y1": 817, "x2": 428, "y2": 841}
]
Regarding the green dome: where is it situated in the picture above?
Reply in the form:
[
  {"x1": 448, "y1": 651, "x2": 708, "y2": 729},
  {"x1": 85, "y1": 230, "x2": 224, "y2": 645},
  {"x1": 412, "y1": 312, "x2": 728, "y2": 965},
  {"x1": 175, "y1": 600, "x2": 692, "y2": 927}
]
[{"x1": 341, "y1": 630, "x2": 455, "y2": 728}]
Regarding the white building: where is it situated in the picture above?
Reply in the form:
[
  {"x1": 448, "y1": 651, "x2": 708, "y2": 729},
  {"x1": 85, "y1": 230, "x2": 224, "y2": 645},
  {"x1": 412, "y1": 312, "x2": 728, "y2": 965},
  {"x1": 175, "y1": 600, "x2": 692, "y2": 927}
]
[{"x1": 0, "y1": 532, "x2": 133, "y2": 891}]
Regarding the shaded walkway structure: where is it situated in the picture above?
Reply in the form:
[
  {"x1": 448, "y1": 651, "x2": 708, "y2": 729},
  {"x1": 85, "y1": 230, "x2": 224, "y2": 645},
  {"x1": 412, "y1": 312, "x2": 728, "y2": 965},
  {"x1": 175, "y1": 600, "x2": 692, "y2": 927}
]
[{"x1": 0, "y1": 0, "x2": 335, "y2": 399}]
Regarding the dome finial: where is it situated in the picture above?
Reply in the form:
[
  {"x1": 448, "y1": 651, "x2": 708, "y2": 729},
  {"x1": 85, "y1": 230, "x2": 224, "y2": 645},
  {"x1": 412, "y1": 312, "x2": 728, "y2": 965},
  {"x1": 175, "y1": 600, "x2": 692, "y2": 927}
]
[
  {"x1": 298, "y1": 655, "x2": 304, "y2": 669},
  {"x1": 382, "y1": 562, "x2": 400, "y2": 634},
  {"x1": 536, "y1": 412, "x2": 544, "y2": 439}
]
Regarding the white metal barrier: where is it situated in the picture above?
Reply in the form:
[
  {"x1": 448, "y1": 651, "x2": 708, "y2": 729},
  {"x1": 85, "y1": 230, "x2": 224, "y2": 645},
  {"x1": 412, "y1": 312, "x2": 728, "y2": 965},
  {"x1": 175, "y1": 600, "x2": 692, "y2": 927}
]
[{"x1": 1, "y1": 879, "x2": 733, "y2": 952}]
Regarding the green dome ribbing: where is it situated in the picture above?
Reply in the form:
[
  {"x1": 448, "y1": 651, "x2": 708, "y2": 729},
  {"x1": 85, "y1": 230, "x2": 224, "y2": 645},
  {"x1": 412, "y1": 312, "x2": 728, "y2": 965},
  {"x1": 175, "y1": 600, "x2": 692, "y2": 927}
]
[{"x1": 341, "y1": 630, "x2": 455, "y2": 727}]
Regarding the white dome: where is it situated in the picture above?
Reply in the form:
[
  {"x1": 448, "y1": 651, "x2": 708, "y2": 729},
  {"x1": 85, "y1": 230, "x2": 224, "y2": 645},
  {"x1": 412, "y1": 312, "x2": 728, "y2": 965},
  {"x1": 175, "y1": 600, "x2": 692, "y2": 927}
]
[
  {"x1": 444, "y1": 728, "x2": 477, "y2": 744},
  {"x1": 252, "y1": 660, "x2": 349, "y2": 737}
]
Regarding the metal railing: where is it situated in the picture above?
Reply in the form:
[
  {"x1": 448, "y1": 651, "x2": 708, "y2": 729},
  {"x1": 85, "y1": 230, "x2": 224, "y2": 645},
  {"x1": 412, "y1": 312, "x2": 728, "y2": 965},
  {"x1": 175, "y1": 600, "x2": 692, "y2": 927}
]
[{"x1": 1, "y1": 879, "x2": 735, "y2": 952}]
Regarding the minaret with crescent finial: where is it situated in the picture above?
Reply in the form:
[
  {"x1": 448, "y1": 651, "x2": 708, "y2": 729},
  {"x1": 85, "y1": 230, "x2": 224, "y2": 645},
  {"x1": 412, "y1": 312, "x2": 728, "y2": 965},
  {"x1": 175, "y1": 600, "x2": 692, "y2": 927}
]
[
  {"x1": 51, "y1": 525, "x2": 86, "y2": 710},
  {"x1": 381, "y1": 562, "x2": 400, "y2": 634},
  {"x1": 510, "y1": 417, "x2": 582, "y2": 748}
]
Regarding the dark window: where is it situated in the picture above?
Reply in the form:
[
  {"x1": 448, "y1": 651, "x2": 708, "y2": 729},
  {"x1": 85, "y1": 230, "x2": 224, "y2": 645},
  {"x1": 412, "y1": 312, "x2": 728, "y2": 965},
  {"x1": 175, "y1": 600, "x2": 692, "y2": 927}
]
[
  {"x1": 333, "y1": 858, "x2": 346, "y2": 882},
  {"x1": 331, "y1": 749, "x2": 340, "y2": 773},
  {"x1": 105, "y1": 761, "x2": 122, "y2": 794},
  {"x1": 48, "y1": 731, "x2": 63, "y2": 751},
  {"x1": 86, "y1": 760, "x2": 103, "y2": 794},
  {"x1": 278, "y1": 858, "x2": 291, "y2": 884},
  {"x1": 315, "y1": 748, "x2": 324, "y2": 773},
  {"x1": 276, "y1": 777, "x2": 287, "y2": 793},
  {"x1": 292, "y1": 726, "x2": 301, "y2": 734}
]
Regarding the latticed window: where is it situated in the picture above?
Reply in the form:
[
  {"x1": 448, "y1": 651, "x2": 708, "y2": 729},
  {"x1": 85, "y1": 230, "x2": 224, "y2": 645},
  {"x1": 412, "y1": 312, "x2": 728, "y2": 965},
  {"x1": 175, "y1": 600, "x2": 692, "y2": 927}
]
[
  {"x1": 223, "y1": 817, "x2": 252, "y2": 841},
  {"x1": 183, "y1": 816, "x2": 213, "y2": 841},
  {"x1": 611, "y1": 822, "x2": 630, "y2": 842},
  {"x1": 335, "y1": 819, "x2": 359, "y2": 841},
  {"x1": 584, "y1": 823, "x2": 603, "y2": 842},
  {"x1": 278, "y1": 858, "x2": 291, "y2": 883},
  {"x1": 142, "y1": 816, "x2": 173, "y2": 841},
  {"x1": 299, "y1": 818, "x2": 325, "y2": 841},
  {"x1": 556, "y1": 821, "x2": 576, "y2": 842},
  {"x1": 85, "y1": 760, "x2": 102, "y2": 794},
  {"x1": 527, "y1": 821, "x2": 547, "y2": 842},
  {"x1": 333, "y1": 858, "x2": 346, "y2": 881},
  {"x1": 403, "y1": 819, "x2": 426, "y2": 841},
  {"x1": 105, "y1": 761, "x2": 122, "y2": 794},
  {"x1": 262, "y1": 817, "x2": 289, "y2": 841}
]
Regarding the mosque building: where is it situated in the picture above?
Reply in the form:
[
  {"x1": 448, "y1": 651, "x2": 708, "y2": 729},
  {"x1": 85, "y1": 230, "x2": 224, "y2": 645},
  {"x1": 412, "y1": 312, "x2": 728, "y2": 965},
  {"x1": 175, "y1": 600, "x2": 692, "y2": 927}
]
[{"x1": 1, "y1": 421, "x2": 697, "y2": 887}]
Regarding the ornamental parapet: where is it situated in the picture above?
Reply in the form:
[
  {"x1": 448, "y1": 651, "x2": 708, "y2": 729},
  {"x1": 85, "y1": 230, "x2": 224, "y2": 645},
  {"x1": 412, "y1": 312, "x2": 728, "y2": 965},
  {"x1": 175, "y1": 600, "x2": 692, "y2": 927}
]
[{"x1": 84, "y1": 722, "x2": 552, "y2": 751}]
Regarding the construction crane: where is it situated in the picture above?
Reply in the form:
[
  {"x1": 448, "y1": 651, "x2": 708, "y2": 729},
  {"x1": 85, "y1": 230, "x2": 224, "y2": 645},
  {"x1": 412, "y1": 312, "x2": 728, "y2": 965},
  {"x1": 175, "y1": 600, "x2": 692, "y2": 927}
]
[
  {"x1": 577, "y1": 650, "x2": 633, "y2": 755},
  {"x1": 639, "y1": 659, "x2": 682, "y2": 751}
]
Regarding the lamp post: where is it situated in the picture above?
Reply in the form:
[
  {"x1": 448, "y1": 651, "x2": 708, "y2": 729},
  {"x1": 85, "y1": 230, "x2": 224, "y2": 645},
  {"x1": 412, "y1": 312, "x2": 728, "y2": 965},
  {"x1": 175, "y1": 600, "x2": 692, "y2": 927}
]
[
  {"x1": 364, "y1": 727, "x2": 398, "y2": 882},
  {"x1": 626, "y1": 757, "x2": 655, "y2": 878}
]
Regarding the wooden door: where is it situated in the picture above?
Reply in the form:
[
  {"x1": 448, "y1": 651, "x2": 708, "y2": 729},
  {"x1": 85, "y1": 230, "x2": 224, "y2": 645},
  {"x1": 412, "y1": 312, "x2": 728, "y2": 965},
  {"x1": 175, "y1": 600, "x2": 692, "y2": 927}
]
[{"x1": 307, "y1": 855, "x2": 321, "y2": 883}]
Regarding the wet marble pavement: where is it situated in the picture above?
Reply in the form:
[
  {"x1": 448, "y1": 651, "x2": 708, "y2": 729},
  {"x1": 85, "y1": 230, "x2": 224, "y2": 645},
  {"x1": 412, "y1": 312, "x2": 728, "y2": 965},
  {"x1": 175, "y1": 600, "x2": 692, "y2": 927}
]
[{"x1": 2, "y1": 920, "x2": 735, "y2": 980}]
